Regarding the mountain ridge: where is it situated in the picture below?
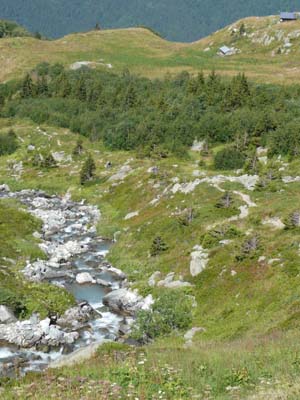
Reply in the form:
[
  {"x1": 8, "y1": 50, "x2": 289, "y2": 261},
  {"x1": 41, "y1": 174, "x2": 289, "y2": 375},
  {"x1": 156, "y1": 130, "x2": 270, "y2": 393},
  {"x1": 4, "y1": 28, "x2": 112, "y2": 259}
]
[{"x1": 1, "y1": 0, "x2": 300, "y2": 41}]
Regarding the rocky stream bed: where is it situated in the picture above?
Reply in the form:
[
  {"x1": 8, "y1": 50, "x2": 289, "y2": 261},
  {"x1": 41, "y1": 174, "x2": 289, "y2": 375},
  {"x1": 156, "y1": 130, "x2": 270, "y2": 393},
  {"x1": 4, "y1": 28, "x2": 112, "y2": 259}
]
[{"x1": 0, "y1": 185, "x2": 152, "y2": 377}]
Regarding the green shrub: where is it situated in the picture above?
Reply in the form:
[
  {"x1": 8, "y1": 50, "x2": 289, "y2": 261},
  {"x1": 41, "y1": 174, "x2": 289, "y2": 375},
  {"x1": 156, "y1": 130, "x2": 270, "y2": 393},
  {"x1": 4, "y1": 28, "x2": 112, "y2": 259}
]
[
  {"x1": 150, "y1": 236, "x2": 168, "y2": 256},
  {"x1": 132, "y1": 290, "x2": 192, "y2": 342},
  {"x1": 80, "y1": 154, "x2": 96, "y2": 185},
  {"x1": 0, "y1": 287, "x2": 25, "y2": 316},
  {"x1": 214, "y1": 146, "x2": 246, "y2": 170},
  {"x1": 0, "y1": 129, "x2": 18, "y2": 156}
]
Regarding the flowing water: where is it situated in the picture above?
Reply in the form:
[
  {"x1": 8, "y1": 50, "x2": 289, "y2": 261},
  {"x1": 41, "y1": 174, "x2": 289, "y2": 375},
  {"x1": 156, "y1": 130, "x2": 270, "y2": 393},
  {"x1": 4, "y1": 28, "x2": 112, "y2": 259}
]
[{"x1": 0, "y1": 188, "x2": 127, "y2": 376}]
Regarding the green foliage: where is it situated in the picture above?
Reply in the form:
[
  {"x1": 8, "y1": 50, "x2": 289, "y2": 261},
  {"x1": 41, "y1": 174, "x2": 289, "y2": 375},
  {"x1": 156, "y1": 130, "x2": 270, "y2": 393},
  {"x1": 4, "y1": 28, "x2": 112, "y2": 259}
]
[
  {"x1": 269, "y1": 120, "x2": 300, "y2": 157},
  {"x1": 0, "y1": 129, "x2": 18, "y2": 156},
  {"x1": 215, "y1": 191, "x2": 234, "y2": 209},
  {"x1": 1, "y1": 67, "x2": 300, "y2": 158},
  {"x1": 20, "y1": 73, "x2": 35, "y2": 98},
  {"x1": 72, "y1": 138, "x2": 84, "y2": 156},
  {"x1": 237, "y1": 235, "x2": 261, "y2": 260},
  {"x1": 0, "y1": 287, "x2": 25, "y2": 316},
  {"x1": 0, "y1": 199, "x2": 74, "y2": 318},
  {"x1": 32, "y1": 151, "x2": 57, "y2": 169},
  {"x1": 214, "y1": 146, "x2": 246, "y2": 170},
  {"x1": 201, "y1": 225, "x2": 242, "y2": 248},
  {"x1": 150, "y1": 236, "x2": 168, "y2": 256},
  {"x1": 0, "y1": 19, "x2": 31, "y2": 38},
  {"x1": 225, "y1": 367, "x2": 252, "y2": 387},
  {"x1": 80, "y1": 154, "x2": 96, "y2": 185},
  {"x1": 41, "y1": 152, "x2": 57, "y2": 169},
  {"x1": 132, "y1": 290, "x2": 192, "y2": 341}
]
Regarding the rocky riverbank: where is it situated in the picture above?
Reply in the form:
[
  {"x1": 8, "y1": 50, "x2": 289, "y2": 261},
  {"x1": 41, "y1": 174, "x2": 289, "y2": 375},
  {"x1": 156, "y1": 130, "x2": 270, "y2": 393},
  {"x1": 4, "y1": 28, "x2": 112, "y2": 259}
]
[{"x1": 0, "y1": 185, "x2": 151, "y2": 376}]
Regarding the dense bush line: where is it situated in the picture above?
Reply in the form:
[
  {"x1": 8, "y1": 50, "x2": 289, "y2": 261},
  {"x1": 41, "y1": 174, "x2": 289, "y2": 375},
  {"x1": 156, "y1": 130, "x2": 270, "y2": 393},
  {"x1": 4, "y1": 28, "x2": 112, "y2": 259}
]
[{"x1": 1, "y1": 64, "x2": 300, "y2": 162}]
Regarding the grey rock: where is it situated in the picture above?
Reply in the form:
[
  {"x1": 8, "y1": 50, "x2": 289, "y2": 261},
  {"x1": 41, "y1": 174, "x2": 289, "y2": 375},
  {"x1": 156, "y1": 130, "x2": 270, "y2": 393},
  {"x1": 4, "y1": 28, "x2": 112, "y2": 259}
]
[
  {"x1": 103, "y1": 289, "x2": 153, "y2": 316},
  {"x1": 0, "y1": 184, "x2": 10, "y2": 192},
  {"x1": 0, "y1": 306, "x2": 17, "y2": 324},
  {"x1": 76, "y1": 272, "x2": 96, "y2": 284},
  {"x1": 57, "y1": 304, "x2": 95, "y2": 329},
  {"x1": 190, "y1": 245, "x2": 209, "y2": 277},
  {"x1": 148, "y1": 271, "x2": 161, "y2": 287}
]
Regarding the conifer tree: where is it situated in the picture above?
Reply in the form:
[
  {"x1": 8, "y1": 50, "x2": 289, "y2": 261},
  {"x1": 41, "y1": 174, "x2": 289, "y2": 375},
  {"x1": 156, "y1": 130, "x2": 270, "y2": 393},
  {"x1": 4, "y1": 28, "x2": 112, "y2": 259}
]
[
  {"x1": 80, "y1": 154, "x2": 96, "y2": 185},
  {"x1": 150, "y1": 236, "x2": 168, "y2": 256},
  {"x1": 73, "y1": 138, "x2": 84, "y2": 156}
]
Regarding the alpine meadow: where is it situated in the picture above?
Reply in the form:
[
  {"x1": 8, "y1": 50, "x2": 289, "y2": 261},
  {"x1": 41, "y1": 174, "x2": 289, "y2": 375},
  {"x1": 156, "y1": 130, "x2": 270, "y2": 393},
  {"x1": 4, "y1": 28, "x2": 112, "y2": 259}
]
[{"x1": 2, "y1": 5, "x2": 300, "y2": 400}]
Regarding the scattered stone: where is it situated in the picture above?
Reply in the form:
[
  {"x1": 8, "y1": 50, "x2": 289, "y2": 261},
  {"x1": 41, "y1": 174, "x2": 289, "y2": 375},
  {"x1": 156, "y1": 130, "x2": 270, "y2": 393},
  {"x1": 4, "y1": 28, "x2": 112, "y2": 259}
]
[
  {"x1": 148, "y1": 271, "x2": 161, "y2": 287},
  {"x1": 52, "y1": 151, "x2": 72, "y2": 163},
  {"x1": 147, "y1": 166, "x2": 159, "y2": 174},
  {"x1": 191, "y1": 140, "x2": 205, "y2": 152},
  {"x1": 190, "y1": 245, "x2": 209, "y2": 277},
  {"x1": 262, "y1": 217, "x2": 285, "y2": 230},
  {"x1": 184, "y1": 327, "x2": 205, "y2": 347},
  {"x1": 124, "y1": 211, "x2": 139, "y2": 220},
  {"x1": 171, "y1": 174, "x2": 259, "y2": 195},
  {"x1": 157, "y1": 272, "x2": 193, "y2": 288},
  {"x1": 108, "y1": 165, "x2": 132, "y2": 181},
  {"x1": 283, "y1": 176, "x2": 300, "y2": 184}
]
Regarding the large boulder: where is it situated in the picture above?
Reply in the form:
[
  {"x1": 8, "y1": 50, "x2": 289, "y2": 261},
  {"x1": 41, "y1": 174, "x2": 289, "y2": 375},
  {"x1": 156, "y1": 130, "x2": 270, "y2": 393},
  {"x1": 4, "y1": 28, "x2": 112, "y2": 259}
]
[
  {"x1": 103, "y1": 289, "x2": 153, "y2": 316},
  {"x1": 0, "y1": 306, "x2": 17, "y2": 324},
  {"x1": 190, "y1": 245, "x2": 209, "y2": 277},
  {"x1": 57, "y1": 304, "x2": 95, "y2": 329},
  {"x1": 76, "y1": 272, "x2": 96, "y2": 284}
]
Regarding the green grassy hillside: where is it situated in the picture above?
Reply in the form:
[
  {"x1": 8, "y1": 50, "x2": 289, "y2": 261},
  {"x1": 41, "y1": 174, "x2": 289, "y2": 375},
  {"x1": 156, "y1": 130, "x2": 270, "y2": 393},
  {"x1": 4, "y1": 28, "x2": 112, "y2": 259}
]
[
  {"x1": 1, "y1": 115, "x2": 300, "y2": 397},
  {"x1": 3, "y1": 15, "x2": 300, "y2": 399},
  {"x1": 3, "y1": 16, "x2": 300, "y2": 84}
]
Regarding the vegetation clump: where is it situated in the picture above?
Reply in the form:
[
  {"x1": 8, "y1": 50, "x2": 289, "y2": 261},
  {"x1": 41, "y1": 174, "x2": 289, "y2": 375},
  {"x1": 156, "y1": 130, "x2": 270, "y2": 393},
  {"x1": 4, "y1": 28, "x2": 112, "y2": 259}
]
[
  {"x1": 0, "y1": 129, "x2": 18, "y2": 155},
  {"x1": 215, "y1": 192, "x2": 234, "y2": 209},
  {"x1": 2, "y1": 67, "x2": 298, "y2": 158},
  {"x1": 72, "y1": 138, "x2": 84, "y2": 156},
  {"x1": 214, "y1": 146, "x2": 246, "y2": 170},
  {"x1": 150, "y1": 236, "x2": 168, "y2": 256},
  {"x1": 0, "y1": 20, "x2": 31, "y2": 38},
  {"x1": 132, "y1": 290, "x2": 192, "y2": 342},
  {"x1": 80, "y1": 154, "x2": 96, "y2": 185},
  {"x1": 284, "y1": 211, "x2": 300, "y2": 229}
]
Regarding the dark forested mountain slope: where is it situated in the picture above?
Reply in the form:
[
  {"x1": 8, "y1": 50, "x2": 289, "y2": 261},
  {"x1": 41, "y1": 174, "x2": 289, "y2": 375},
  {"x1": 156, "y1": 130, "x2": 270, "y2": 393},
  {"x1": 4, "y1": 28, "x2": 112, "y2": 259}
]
[{"x1": 1, "y1": 0, "x2": 299, "y2": 41}]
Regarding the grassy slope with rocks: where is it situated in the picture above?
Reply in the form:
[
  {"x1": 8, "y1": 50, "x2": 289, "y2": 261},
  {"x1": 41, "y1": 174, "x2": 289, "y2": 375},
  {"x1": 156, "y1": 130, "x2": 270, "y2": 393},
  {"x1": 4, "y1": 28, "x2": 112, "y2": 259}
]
[
  {"x1": 3, "y1": 16, "x2": 300, "y2": 84},
  {"x1": 3, "y1": 14, "x2": 300, "y2": 399},
  {"x1": 1, "y1": 117, "x2": 300, "y2": 398},
  {"x1": 0, "y1": 192, "x2": 74, "y2": 320}
]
